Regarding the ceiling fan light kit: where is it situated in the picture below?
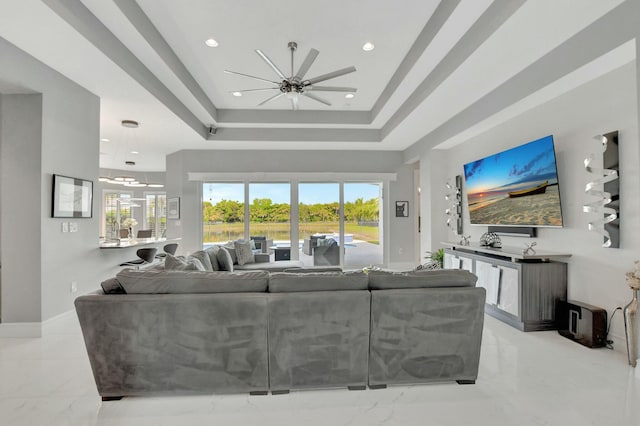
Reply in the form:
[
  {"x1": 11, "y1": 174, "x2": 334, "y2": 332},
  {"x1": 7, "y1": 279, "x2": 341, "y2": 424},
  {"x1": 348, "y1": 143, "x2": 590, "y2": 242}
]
[{"x1": 225, "y1": 41, "x2": 357, "y2": 110}]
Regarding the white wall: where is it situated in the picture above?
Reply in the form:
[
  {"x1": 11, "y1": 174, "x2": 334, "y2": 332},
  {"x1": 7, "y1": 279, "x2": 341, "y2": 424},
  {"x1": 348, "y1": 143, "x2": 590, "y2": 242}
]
[
  {"x1": 422, "y1": 62, "x2": 639, "y2": 349},
  {"x1": 165, "y1": 150, "x2": 418, "y2": 268},
  {"x1": 0, "y1": 36, "x2": 102, "y2": 326}
]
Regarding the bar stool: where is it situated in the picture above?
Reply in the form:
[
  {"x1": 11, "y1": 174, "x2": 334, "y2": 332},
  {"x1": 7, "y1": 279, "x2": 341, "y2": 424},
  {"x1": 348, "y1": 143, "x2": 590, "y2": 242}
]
[
  {"x1": 156, "y1": 243, "x2": 178, "y2": 259},
  {"x1": 119, "y1": 248, "x2": 158, "y2": 269}
]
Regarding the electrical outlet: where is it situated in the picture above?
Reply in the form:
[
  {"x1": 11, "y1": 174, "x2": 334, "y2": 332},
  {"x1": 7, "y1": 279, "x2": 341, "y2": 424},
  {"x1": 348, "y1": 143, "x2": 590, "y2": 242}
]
[
  {"x1": 61, "y1": 222, "x2": 69, "y2": 233},
  {"x1": 398, "y1": 248, "x2": 403, "y2": 255},
  {"x1": 70, "y1": 282, "x2": 78, "y2": 293}
]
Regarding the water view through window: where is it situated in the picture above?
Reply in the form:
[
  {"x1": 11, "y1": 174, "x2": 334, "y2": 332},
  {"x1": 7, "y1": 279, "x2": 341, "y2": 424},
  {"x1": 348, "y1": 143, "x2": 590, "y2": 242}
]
[{"x1": 203, "y1": 183, "x2": 244, "y2": 244}]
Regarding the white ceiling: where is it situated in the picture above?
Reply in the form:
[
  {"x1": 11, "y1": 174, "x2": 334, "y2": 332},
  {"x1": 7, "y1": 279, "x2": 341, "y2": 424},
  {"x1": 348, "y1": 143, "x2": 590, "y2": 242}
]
[{"x1": 0, "y1": 0, "x2": 629, "y2": 171}]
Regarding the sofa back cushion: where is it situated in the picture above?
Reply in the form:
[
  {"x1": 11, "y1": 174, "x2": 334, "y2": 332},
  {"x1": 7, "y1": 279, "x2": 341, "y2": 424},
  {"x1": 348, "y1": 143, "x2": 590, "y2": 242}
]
[
  {"x1": 234, "y1": 240, "x2": 255, "y2": 265},
  {"x1": 216, "y1": 246, "x2": 234, "y2": 272},
  {"x1": 115, "y1": 269, "x2": 268, "y2": 293},
  {"x1": 164, "y1": 254, "x2": 205, "y2": 271},
  {"x1": 204, "y1": 246, "x2": 221, "y2": 271},
  {"x1": 189, "y1": 250, "x2": 214, "y2": 271},
  {"x1": 268, "y1": 271, "x2": 368, "y2": 293},
  {"x1": 368, "y1": 269, "x2": 478, "y2": 290}
]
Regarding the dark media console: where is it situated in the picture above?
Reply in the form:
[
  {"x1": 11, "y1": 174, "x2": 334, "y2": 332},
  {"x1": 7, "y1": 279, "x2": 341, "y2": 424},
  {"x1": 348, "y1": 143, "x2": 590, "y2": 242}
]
[{"x1": 443, "y1": 243, "x2": 571, "y2": 331}]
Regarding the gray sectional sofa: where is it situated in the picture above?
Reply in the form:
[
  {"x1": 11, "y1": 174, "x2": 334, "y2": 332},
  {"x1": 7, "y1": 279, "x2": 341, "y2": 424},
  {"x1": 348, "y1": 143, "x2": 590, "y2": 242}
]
[{"x1": 75, "y1": 267, "x2": 485, "y2": 400}]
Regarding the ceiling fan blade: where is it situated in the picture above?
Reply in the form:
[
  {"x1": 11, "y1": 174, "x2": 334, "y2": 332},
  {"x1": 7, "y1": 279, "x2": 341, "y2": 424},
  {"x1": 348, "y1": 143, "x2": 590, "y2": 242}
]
[
  {"x1": 230, "y1": 88, "x2": 279, "y2": 93},
  {"x1": 306, "y1": 86, "x2": 357, "y2": 92},
  {"x1": 255, "y1": 49, "x2": 287, "y2": 80},
  {"x1": 294, "y1": 48, "x2": 319, "y2": 81},
  {"x1": 302, "y1": 92, "x2": 331, "y2": 106},
  {"x1": 258, "y1": 92, "x2": 285, "y2": 106},
  {"x1": 291, "y1": 96, "x2": 299, "y2": 111},
  {"x1": 305, "y1": 66, "x2": 356, "y2": 85},
  {"x1": 224, "y1": 70, "x2": 278, "y2": 85}
]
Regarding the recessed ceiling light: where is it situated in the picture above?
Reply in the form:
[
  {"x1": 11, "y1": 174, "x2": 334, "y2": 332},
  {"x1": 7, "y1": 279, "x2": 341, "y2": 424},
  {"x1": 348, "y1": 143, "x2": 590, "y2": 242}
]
[
  {"x1": 232, "y1": 91, "x2": 243, "y2": 97},
  {"x1": 345, "y1": 93, "x2": 355, "y2": 99},
  {"x1": 100, "y1": 138, "x2": 110, "y2": 142},
  {"x1": 130, "y1": 151, "x2": 139, "y2": 155},
  {"x1": 362, "y1": 42, "x2": 375, "y2": 51},
  {"x1": 205, "y1": 38, "x2": 219, "y2": 47}
]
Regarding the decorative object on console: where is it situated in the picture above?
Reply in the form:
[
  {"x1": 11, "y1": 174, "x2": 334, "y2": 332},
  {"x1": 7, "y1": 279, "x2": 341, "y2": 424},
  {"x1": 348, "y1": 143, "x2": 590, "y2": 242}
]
[
  {"x1": 479, "y1": 232, "x2": 501, "y2": 248},
  {"x1": 624, "y1": 260, "x2": 640, "y2": 367},
  {"x1": 395, "y1": 201, "x2": 409, "y2": 217},
  {"x1": 583, "y1": 131, "x2": 619, "y2": 248},
  {"x1": 522, "y1": 242, "x2": 537, "y2": 255},
  {"x1": 459, "y1": 235, "x2": 471, "y2": 246},
  {"x1": 445, "y1": 175, "x2": 463, "y2": 235},
  {"x1": 121, "y1": 218, "x2": 137, "y2": 239}
]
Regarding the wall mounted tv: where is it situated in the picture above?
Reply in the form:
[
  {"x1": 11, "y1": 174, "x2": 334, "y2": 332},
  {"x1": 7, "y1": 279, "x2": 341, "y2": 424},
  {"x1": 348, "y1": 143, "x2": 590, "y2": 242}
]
[{"x1": 463, "y1": 135, "x2": 563, "y2": 227}]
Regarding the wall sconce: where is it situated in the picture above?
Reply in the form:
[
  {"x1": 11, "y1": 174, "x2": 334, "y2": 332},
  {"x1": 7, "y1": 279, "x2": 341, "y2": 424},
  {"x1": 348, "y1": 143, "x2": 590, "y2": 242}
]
[
  {"x1": 445, "y1": 175, "x2": 463, "y2": 235},
  {"x1": 583, "y1": 131, "x2": 619, "y2": 248}
]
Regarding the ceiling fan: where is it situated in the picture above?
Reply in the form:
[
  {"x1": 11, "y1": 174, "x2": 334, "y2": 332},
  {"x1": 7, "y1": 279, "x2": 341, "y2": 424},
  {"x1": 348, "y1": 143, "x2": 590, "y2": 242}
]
[{"x1": 224, "y1": 41, "x2": 357, "y2": 110}]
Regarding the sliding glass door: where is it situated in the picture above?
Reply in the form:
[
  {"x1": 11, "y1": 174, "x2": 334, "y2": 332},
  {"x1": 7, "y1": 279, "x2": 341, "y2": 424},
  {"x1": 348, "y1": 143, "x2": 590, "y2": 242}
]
[
  {"x1": 203, "y1": 183, "x2": 244, "y2": 246},
  {"x1": 249, "y1": 183, "x2": 290, "y2": 247},
  {"x1": 299, "y1": 183, "x2": 340, "y2": 266},
  {"x1": 343, "y1": 183, "x2": 382, "y2": 268}
]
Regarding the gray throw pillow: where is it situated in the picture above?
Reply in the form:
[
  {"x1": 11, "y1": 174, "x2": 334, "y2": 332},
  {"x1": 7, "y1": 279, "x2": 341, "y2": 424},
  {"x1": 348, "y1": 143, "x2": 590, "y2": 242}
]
[
  {"x1": 164, "y1": 254, "x2": 205, "y2": 271},
  {"x1": 101, "y1": 277, "x2": 125, "y2": 294},
  {"x1": 223, "y1": 242, "x2": 238, "y2": 264},
  {"x1": 205, "y1": 246, "x2": 221, "y2": 271},
  {"x1": 216, "y1": 246, "x2": 234, "y2": 272},
  {"x1": 190, "y1": 249, "x2": 213, "y2": 271},
  {"x1": 234, "y1": 240, "x2": 255, "y2": 265}
]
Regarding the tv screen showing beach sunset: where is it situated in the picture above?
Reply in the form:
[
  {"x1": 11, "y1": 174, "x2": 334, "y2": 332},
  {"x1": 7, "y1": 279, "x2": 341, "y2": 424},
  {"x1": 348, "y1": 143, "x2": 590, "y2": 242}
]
[{"x1": 463, "y1": 135, "x2": 563, "y2": 227}]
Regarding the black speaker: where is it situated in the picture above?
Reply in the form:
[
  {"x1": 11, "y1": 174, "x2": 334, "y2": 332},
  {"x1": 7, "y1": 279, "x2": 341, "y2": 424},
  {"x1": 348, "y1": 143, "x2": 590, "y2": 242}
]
[{"x1": 556, "y1": 300, "x2": 607, "y2": 348}]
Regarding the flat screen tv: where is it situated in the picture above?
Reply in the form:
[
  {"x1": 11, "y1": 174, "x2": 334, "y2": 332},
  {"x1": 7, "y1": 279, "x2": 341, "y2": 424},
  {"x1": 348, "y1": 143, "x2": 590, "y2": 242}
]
[{"x1": 463, "y1": 135, "x2": 563, "y2": 227}]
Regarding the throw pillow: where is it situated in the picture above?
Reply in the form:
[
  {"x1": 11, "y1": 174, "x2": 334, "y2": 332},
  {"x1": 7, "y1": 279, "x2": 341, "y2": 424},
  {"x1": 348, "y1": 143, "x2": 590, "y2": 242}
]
[
  {"x1": 250, "y1": 239, "x2": 256, "y2": 250},
  {"x1": 164, "y1": 254, "x2": 205, "y2": 271},
  {"x1": 234, "y1": 240, "x2": 255, "y2": 265},
  {"x1": 190, "y1": 249, "x2": 214, "y2": 271},
  {"x1": 205, "y1": 246, "x2": 221, "y2": 271},
  {"x1": 101, "y1": 277, "x2": 126, "y2": 294},
  {"x1": 216, "y1": 246, "x2": 234, "y2": 272},
  {"x1": 223, "y1": 242, "x2": 238, "y2": 264}
]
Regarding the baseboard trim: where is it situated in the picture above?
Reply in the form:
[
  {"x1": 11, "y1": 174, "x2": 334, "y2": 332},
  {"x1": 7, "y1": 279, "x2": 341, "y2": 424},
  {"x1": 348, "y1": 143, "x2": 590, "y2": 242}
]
[
  {"x1": 0, "y1": 322, "x2": 42, "y2": 338},
  {"x1": 0, "y1": 309, "x2": 76, "y2": 338}
]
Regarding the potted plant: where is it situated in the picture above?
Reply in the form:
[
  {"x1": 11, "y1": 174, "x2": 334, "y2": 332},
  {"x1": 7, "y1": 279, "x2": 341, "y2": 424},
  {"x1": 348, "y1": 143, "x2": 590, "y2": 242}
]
[{"x1": 424, "y1": 248, "x2": 445, "y2": 269}]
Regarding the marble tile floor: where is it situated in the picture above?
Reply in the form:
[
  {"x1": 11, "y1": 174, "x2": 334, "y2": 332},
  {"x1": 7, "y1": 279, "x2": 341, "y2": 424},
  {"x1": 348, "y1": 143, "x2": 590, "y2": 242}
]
[{"x1": 0, "y1": 313, "x2": 638, "y2": 426}]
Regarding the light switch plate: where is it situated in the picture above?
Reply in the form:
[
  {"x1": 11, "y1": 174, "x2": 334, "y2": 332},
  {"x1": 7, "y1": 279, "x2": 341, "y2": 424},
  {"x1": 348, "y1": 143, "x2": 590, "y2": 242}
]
[
  {"x1": 61, "y1": 222, "x2": 69, "y2": 233},
  {"x1": 69, "y1": 222, "x2": 78, "y2": 232}
]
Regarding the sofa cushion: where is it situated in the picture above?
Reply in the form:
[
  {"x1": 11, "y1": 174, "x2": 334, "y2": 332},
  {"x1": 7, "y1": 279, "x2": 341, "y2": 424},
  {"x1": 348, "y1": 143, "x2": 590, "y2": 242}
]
[
  {"x1": 101, "y1": 277, "x2": 125, "y2": 294},
  {"x1": 282, "y1": 266, "x2": 343, "y2": 273},
  {"x1": 234, "y1": 240, "x2": 255, "y2": 265},
  {"x1": 189, "y1": 249, "x2": 214, "y2": 271},
  {"x1": 115, "y1": 269, "x2": 269, "y2": 293},
  {"x1": 268, "y1": 271, "x2": 368, "y2": 292},
  {"x1": 224, "y1": 242, "x2": 238, "y2": 264},
  {"x1": 164, "y1": 254, "x2": 205, "y2": 271},
  {"x1": 368, "y1": 269, "x2": 478, "y2": 290},
  {"x1": 235, "y1": 260, "x2": 304, "y2": 272},
  {"x1": 205, "y1": 246, "x2": 221, "y2": 271},
  {"x1": 216, "y1": 246, "x2": 234, "y2": 272}
]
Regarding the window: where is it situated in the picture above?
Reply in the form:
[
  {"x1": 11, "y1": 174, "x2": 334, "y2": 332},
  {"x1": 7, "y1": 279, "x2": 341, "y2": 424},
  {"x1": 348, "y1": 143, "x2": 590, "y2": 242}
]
[
  {"x1": 203, "y1": 183, "x2": 245, "y2": 245},
  {"x1": 145, "y1": 192, "x2": 167, "y2": 238},
  {"x1": 249, "y1": 183, "x2": 290, "y2": 246},
  {"x1": 102, "y1": 190, "x2": 133, "y2": 239}
]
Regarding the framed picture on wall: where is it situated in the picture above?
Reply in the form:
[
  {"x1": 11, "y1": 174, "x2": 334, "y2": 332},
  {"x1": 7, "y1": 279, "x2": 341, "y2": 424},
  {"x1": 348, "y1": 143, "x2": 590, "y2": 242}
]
[
  {"x1": 167, "y1": 197, "x2": 180, "y2": 219},
  {"x1": 52, "y1": 174, "x2": 93, "y2": 218},
  {"x1": 395, "y1": 201, "x2": 409, "y2": 217}
]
